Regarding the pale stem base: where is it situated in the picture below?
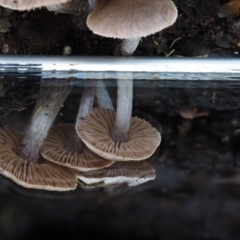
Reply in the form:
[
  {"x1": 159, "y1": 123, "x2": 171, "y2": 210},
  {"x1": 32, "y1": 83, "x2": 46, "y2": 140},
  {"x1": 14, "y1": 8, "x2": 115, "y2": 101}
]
[
  {"x1": 18, "y1": 79, "x2": 73, "y2": 163},
  {"x1": 111, "y1": 79, "x2": 133, "y2": 142},
  {"x1": 117, "y1": 38, "x2": 140, "y2": 56},
  {"x1": 66, "y1": 85, "x2": 96, "y2": 152}
]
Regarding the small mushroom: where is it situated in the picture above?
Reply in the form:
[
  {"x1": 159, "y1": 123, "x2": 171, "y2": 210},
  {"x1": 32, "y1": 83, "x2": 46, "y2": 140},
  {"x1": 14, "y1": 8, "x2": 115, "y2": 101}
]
[
  {"x1": 41, "y1": 124, "x2": 114, "y2": 171},
  {"x1": 179, "y1": 105, "x2": 210, "y2": 119},
  {"x1": 77, "y1": 161, "x2": 155, "y2": 188},
  {"x1": 78, "y1": 0, "x2": 176, "y2": 161},
  {"x1": 76, "y1": 108, "x2": 161, "y2": 161},
  {"x1": 218, "y1": 0, "x2": 240, "y2": 18},
  {"x1": 87, "y1": 0, "x2": 178, "y2": 55},
  {"x1": 42, "y1": 85, "x2": 114, "y2": 171},
  {"x1": 0, "y1": 0, "x2": 70, "y2": 10},
  {"x1": 0, "y1": 80, "x2": 77, "y2": 191}
]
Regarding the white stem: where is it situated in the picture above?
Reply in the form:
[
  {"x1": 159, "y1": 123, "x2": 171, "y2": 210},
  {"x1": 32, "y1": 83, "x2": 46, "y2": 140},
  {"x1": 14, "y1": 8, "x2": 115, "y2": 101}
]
[
  {"x1": 66, "y1": 84, "x2": 96, "y2": 152},
  {"x1": 96, "y1": 80, "x2": 114, "y2": 110},
  {"x1": 111, "y1": 79, "x2": 133, "y2": 142},
  {"x1": 18, "y1": 79, "x2": 73, "y2": 163},
  {"x1": 76, "y1": 86, "x2": 96, "y2": 121},
  {"x1": 118, "y1": 38, "x2": 140, "y2": 56},
  {"x1": 111, "y1": 37, "x2": 139, "y2": 142}
]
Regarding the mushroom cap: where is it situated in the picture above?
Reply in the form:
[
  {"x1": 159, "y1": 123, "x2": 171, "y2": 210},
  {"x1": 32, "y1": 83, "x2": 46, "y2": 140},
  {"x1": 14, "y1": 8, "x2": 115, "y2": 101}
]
[
  {"x1": 133, "y1": 109, "x2": 162, "y2": 134},
  {"x1": 218, "y1": 0, "x2": 240, "y2": 18},
  {"x1": 87, "y1": 0, "x2": 178, "y2": 39},
  {"x1": 77, "y1": 161, "x2": 155, "y2": 187},
  {"x1": 0, "y1": 128, "x2": 77, "y2": 191},
  {"x1": 0, "y1": 0, "x2": 70, "y2": 10},
  {"x1": 76, "y1": 108, "x2": 161, "y2": 161},
  {"x1": 41, "y1": 124, "x2": 114, "y2": 171}
]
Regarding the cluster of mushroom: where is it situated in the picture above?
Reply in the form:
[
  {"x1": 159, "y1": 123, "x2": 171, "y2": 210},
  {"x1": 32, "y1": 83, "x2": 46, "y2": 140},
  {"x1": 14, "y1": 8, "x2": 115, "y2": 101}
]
[
  {"x1": 0, "y1": 0, "x2": 178, "y2": 191},
  {"x1": 0, "y1": 80, "x2": 158, "y2": 191},
  {"x1": 0, "y1": 80, "x2": 78, "y2": 191},
  {"x1": 43, "y1": 81, "x2": 161, "y2": 188}
]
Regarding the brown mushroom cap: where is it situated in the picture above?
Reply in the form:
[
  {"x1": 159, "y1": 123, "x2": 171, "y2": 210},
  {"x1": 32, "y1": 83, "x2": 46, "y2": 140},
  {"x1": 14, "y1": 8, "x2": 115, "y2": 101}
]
[
  {"x1": 87, "y1": 0, "x2": 178, "y2": 39},
  {"x1": 0, "y1": 0, "x2": 69, "y2": 10},
  {"x1": 218, "y1": 0, "x2": 240, "y2": 18},
  {"x1": 76, "y1": 108, "x2": 161, "y2": 161},
  {"x1": 41, "y1": 124, "x2": 114, "y2": 171},
  {"x1": 77, "y1": 161, "x2": 155, "y2": 187},
  {"x1": 0, "y1": 128, "x2": 77, "y2": 191}
]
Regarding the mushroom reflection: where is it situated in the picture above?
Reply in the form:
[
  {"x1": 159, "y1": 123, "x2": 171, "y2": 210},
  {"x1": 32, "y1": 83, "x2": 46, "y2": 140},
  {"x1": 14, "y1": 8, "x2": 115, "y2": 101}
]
[
  {"x1": 0, "y1": 79, "x2": 77, "y2": 191},
  {"x1": 77, "y1": 161, "x2": 155, "y2": 189},
  {"x1": 42, "y1": 84, "x2": 114, "y2": 171}
]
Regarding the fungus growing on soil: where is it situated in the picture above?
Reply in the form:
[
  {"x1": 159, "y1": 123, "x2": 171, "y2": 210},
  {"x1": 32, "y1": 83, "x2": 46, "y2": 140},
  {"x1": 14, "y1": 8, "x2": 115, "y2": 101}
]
[
  {"x1": 87, "y1": 0, "x2": 178, "y2": 55},
  {"x1": 77, "y1": 161, "x2": 155, "y2": 188},
  {"x1": 77, "y1": 0, "x2": 176, "y2": 161},
  {"x1": 42, "y1": 85, "x2": 114, "y2": 171},
  {"x1": 0, "y1": 80, "x2": 77, "y2": 191},
  {"x1": 179, "y1": 105, "x2": 210, "y2": 119},
  {"x1": 76, "y1": 107, "x2": 160, "y2": 161},
  {"x1": 0, "y1": 0, "x2": 70, "y2": 10}
]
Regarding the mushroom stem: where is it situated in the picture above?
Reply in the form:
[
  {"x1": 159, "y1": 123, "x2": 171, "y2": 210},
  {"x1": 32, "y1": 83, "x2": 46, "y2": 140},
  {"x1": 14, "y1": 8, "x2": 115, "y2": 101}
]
[
  {"x1": 76, "y1": 86, "x2": 96, "y2": 121},
  {"x1": 96, "y1": 80, "x2": 114, "y2": 110},
  {"x1": 116, "y1": 38, "x2": 140, "y2": 56},
  {"x1": 111, "y1": 78, "x2": 133, "y2": 142},
  {"x1": 18, "y1": 79, "x2": 73, "y2": 163},
  {"x1": 111, "y1": 37, "x2": 139, "y2": 143},
  {"x1": 66, "y1": 85, "x2": 96, "y2": 153}
]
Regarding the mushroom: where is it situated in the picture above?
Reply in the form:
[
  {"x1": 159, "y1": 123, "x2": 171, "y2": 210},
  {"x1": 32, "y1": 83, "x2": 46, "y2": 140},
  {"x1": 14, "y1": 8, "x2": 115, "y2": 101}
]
[
  {"x1": 77, "y1": 0, "x2": 176, "y2": 161},
  {"x1": 41, "y1": 84, "x2": 114, "y2": 171},
  {"x1": 133, "y1": 109, "x2": 162, "y2": 134},
  {"x1": 76, "y1": 107, "x2": 161, "y2": 161},
  {"x1": 179, "y1": 105, "x2": 210, "y2": 119},
  {"x1": 77, "y1": 161, "x2": 155, "y2": 188},
  {"x1": 0, "y1": 0, "x2": 70, "y2": 10},
  {"x1": 0, "y1": 79, "x2": 77, "y2": 191},
  {"x1": 87, "y1": 0, "x2": 178, "y2": 55},
  {"x1": 218, "y1": 0, "x2": 240, "y2": 18}
]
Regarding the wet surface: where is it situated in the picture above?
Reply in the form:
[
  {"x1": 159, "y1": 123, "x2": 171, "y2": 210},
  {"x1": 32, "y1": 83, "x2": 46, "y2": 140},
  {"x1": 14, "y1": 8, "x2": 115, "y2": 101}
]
[{"x1": 0, "y1": 78, "x2": 240, "y2": 239}]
